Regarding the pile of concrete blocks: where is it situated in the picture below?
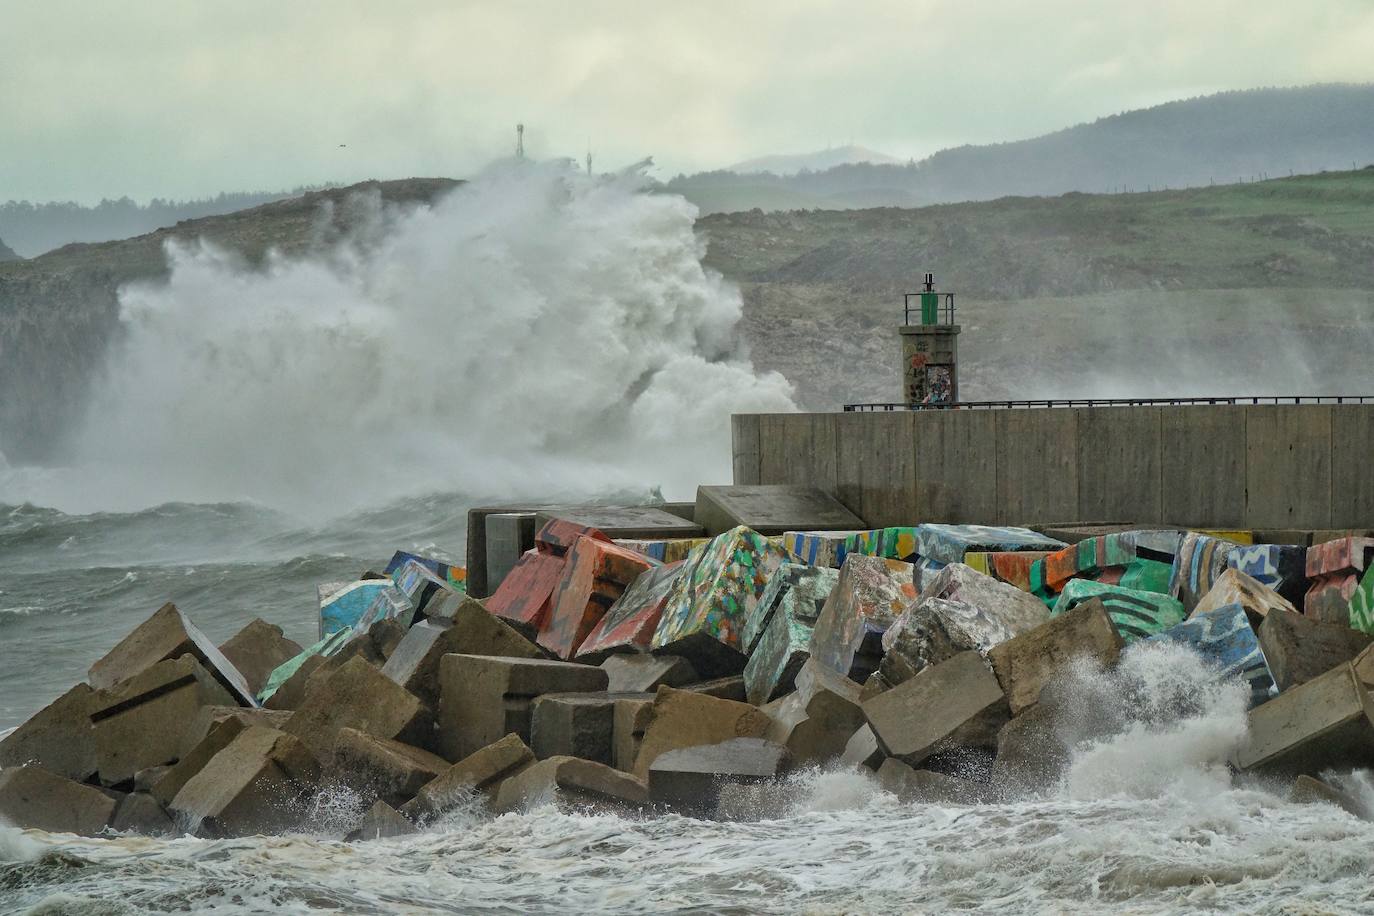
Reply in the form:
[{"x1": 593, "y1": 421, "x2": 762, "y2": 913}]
[{"x1": 13, "y1": 505, "x2": 1374, "y2": 839}]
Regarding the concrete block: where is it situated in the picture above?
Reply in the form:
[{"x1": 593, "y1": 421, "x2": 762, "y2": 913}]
[
  {"x1": 1258, "y1": 610, "x2": 1373, "y2": 692},
  {"x1": 783, "y1": 530, "x2": 864, "y2": 568},
  {"x1": 540, "y1": 537, "x2": 657, "y2": 659},
  {"x1": 1351, "y1": 565, "x2": 1374, "y2": 636},
  {"x1": 809, "y1": 554, "x2": 917, "y2": 682},
  {"x1": 839, "y1": 723, "x2": 884, "y2": 770},
  {"x1": 180, "y1": 705, "x2": 291, "y2": 757},
  {"x1": 284, "y1": 656, "x2": 431, "y2": 762},
  {"x1": 763, "y1": 661, "x2": 865, "y2": 765},
  {"x1": 918, "y1": 562, "x2": 1050, "y2": 635},
  {"x1": 535, "y1": 507, "x2": 704, "y2": 541},
  {"x1": 90, "y1": 655, "x2": 234, "y2": 785},
  {"x1": 1192, "y1": 568, "x2": 1297, "y2": 628},
  {"x1": 535, "y1": 518, "x2": 611, "y2": 557},
  {"x1": 612, "y1": 697, "x2": 655, "y2": 772},
  {"x1": 1236, "y1": 663, "x2": 1374, "y2": 775},
  {"x1": 743, "y1": 582, "x2": 824, "y2": 706},
  {"x1": 1159, "y1": 405, "x2": 1246, "y2": 529},
  {"x1": 599, "y1": 654, "x2": 697, "y2": 693},
  {"x1": 913, "y1": 524, "x2": 1066, "y2": 566},
  {"x1": 436, "y1": 654, "x2": 607, "y2": 761},
  {"x1": 1304, "y1": 537, "x2": 1374, "y2": 623},
  {"x1": 381, "y1": 603, "x2": 543, "y2": 707},
  {"x1": 683, "y1": 676, "x2": 748, "y2": 701},
  {"x1": 875, "y1": 758, "x2": 984, "y2": 804},
  {"x1": 1306, "y1": 573, "x2": 1361, "y2": 625},
  {"x1": 318, "y1": 580, "x2": 412, "y2": 643},
  {"x1": 1227, "y1": 543, "x2": 1309, "y2": 608},
  {"x1": 530, "y1": 692, "x2": 653, "y2": 764},
  {"x1": 0, "y1": 765, "x2": 116, "y2": 836},
  {"x1": 988, "y1": 702, "x2": 1068, "y2": 796},
  {"x1": 988, "y1": 599, "x2": 1124, "y2": 715},
  {"x1": 217, "y1": 619, "x2": 304, "y2": 698},
  {"x1": 384, "y1": 549, "x2": 467, "y2": 593},
  {"x1": 492, "y1": 755, "x2": 648, "y2": 814},
  {"x1": 1289, "y1": 775, "x2": 1366, "y2": 818},
  {"x1": 616, "y1": 538, "x2": 709, "y2": 564},
  {"x1": 0, "y1": 683, "x2": 97, "y2": 781},
  {"x1": 962, "y1": 551, "x2": 1053, "y2": 592},
  {"x1": 151, "y1": 718, "x2": 248, "y2": 807},
  {"x1": 169, "y1": 725, "x2": 321, "y2": 837},
  {"x1": 484, "y1": 550, "x2": 565, "y2": 639},
  {"x1": 862, "y1": 651, "x2": 1009, "y2": 768},
  {"x1": 467, "y1": 504, "x2": 537, "y2": 598},
  {"x1": 631, "y1": 686, "x2": 773, "y2": 778},
  {"x1": 262, "y1": 652, "x2": 329, "y2": 710},
  {"x1": 1050, "y1": 580, "x2": 1185, "y2": 641},
  {"x1": 402, "y1": 733, "x2": 535, "y2": 822},
  {"x1": 651, "y1": 526, "x2": 788, "y2": 677},
  {"x1": 694, "y1": 485, "x2": 864, "y2": 537},
  {"x1": 577, "y1": 561, "x2": 685, "y2": 663},
  {"x1": 486, "y1": 512, "x2": 537, "y2": 595},
  {"x1": 1149, "y1": 603, "x2": 1276, "y2": 706},
  {"x1": 844, "y1": 527, "x2": 919, "y2": 562},
  {"x1": 391, "y1": 559, "x2": 454, "y2": 616},
  {"x1": 332, "y1": 727, "x2": 449, "y2": 807},
  {"x1": 88, "y1": 602, "x2": 256, "y2": 707},
  {"x1": 648, "y1": 738, "x2": 789, "y2": 811},
  {"x1": 1169, "y1": 532, "x2": 1244, "y2": 614},
  {"x1": 346, "y1": 800, "x2": 417, "y2": 841},
  {"x1": 742, "y1": 564, "x2": 838, "y2": 656},
  {"x1": 110, "y1": 791, "x2": 174, "y2": 836},
  {"x1": 1038, "y1": 530, "x2": 1183, "y2": 597},
  {"x1": 1092, "y1": 557, "x2": 1174, "y2": 594}
]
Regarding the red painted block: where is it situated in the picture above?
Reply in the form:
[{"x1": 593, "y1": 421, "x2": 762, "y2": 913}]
[
  {"x1": 577, "y1": 561, "x2": 686, "y2": 663},
  {"x1": 485, "y1": 550, "x2": 566, "y2": 639},
  {"x1": 539, "y1": 537, "x2": 658, "y2": 660},
  {"x1": 535, "y1": 519, "x2": 610, "y2": 557}
]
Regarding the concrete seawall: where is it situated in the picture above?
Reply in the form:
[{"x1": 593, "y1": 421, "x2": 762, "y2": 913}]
[{"x1": 731, "y1": 405, "x2": 1374, "y2": 529}]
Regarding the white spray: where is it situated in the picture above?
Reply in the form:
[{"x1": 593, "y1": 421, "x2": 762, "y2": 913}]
[{"x1": 16, "y1": 161, "x2": 794, "y2": 516}]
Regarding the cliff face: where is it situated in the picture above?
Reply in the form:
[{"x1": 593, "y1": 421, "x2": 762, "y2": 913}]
[
  {"x1": 0, "y1": 179, "x2": 458, "y2": 463},
  {"x1": 0, "y1": 237, "x2": 17, "y2": 262}
]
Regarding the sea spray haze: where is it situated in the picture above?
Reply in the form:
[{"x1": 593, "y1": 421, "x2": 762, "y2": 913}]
[{"x1": 17, "y1": 160, "x2": 794, "y2": 516}]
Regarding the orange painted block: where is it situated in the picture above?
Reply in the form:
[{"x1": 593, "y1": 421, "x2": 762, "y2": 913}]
[{"x1": 539, "y1": 537, "x2": 658, "y2": 659}]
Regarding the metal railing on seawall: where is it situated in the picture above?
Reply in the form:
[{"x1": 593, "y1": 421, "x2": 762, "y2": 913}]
[{"x1": 843, "y1": 395, "x2": 1374, "y2": 411}]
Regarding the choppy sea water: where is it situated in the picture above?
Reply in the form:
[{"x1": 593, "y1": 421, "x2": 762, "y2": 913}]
[{"x1": 4, "y1": 498, "x2": 1374, "y2": 914}]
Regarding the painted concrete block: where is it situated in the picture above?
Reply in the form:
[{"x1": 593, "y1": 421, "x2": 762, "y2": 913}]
[
  {"x1": 913, "y1": 524, "x2": 1065, "y2": 566},
  {"x1": 384, "y1": 550, "x2": 467, "y2": 592},
  {"x1": 1050, "y1": 579, "x2": 1185, "y2": 641},
  {"x1": 741, "y1": 568, "x2": 838, "y2": 705},
  {"x1": 319, "y1": 580, "x2": 411, "y2": 642},
  {"x1": 1039, "y1": 530, "x2": 1184, "y2": 598},
  {"x1": 539, "y1": 538, "x2": 657, "y2": 660},
  {"x1": 1149, "y1": 603, "x2": 1276, "y2": 706},
  {"x1": 535, "y1": 518, "x2": 610, "y2": 557},
  {"x1": 809, "y1": 554, "x2": 917, "y2": 682},
  {"x1": 1192, "y1": 568, "x2": 1296, "y2": 628},
  {"x1": 742, "y1": 563, "x2": 839, "y2": 655},
  {"x1": 577, "y1": 561, "x2": 686, "y2": 663},
  {"x1": 1305, "y1": 537, "x2": 1374, "y2": 625},
  {"x1": 695, "y1": 485, "x2": 865, "y2": 537},
  {"x1": 1170, "y1": 532, "x2": 1244, "y2": 614},
  {"x1": 485, "y1": 550, "x2": 565, "y2": 639},
  {"x1": 783, "y1": 530, "x2": 863, "y2": 568},
  {"x1": 616, "y1": 538, "x2": 709, "y2": 564},
  {"x1": 962, "y1": 551, "x2": 1052, "y2": 592},
  {"x1": 651, "y1": 526, "x2": 789, "y2": 676},
  {"x1": 1227, "y1": 543, "x2": 1308, "y2": 608},
  {"x1": 845, "y1": 527, "x2": 919, "y2": 562}
]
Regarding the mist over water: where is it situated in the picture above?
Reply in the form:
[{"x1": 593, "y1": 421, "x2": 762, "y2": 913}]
[{"x1": 1, "y1": 160, "x2": 794, "y2": 518}]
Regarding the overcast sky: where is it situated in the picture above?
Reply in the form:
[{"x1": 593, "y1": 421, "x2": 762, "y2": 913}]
[{"x1": 4, "y1": 0, "x2": 1374, "y2": 204}]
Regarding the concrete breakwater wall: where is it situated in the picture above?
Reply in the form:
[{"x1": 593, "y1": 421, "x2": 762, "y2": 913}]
[{"x1": 731, "y1": 405, "x2": 1374, "y2": 530}]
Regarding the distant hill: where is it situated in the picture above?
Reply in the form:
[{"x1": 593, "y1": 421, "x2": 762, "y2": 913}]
[
  {"x1": 0, "y1": 237, "x2": 16, "y2": 262},
  {"x1": 727, "y1": 145, "x2": 902, "y2": 175},
  {"x1": 672, "y1": 84, "x2": 1374, "y2": 214}
]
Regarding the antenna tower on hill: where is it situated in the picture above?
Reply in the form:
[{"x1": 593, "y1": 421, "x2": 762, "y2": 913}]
[{"x1": 516, "y1": 124, "x2": 525, "y2": 159}]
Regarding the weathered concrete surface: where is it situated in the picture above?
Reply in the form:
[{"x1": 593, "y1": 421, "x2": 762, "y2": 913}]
[
  {"x1": 810, "y1": 554, "x2": 916, "y2": 683},
  {"x1": 169, "y1": 725, "x2": 321, "y2": 837},
  {"x1": 541, "y1": 537, "x2": 655, "y2": 660},
  {"x1": 179, "y1": 705, "x2": 291, "y2": 757},
  {"x1": 652, "y1": 526, "x2": 787, "y2": 677},
  {"x1": 346, "y1": 800, "x2": 418, "y2": 841},
  {"x1": 332, "y1": 727, "x2": 450, "y2": 807},
  {"x1": 612, "y1": 697, "x2": 655, "y2": 773},
  {"x1": 1258, "y1": 610, "x2": 1374, "y2": 692},
  {"x1": 632, "y1": 686, "x2": 773, "y2": 778},
  {"x1": 1236, "y1": 663, "x2": 1374, "y2": 775},
  {"x1": 839, "y1": 723, "x2": 884, "y2": 770},
  {"x1": 1193, "y1": 568, "x2": 1297, "y2": 627},
  {"x1": 694, "y1": 484, "x2": 863, "y2": 537},
  {"x1": 0, "y1": 765, "x2": 117, "y2": 836},
  {"x1": 914, "y1": 526, "x2": 1065, "y2": 566},
  {"x1": 996, "y1": 408, "x2": 1078, "y2": 525},
  {"x1": 90, "y1": 655, "x2": 235, "y2": 785},
  {"x1": 988, "y1": 599, "x2": 1123, "y2": 715},
  {"x1": 1246, "y1": 405, "x2": 1332, "y2": 530},
  {"x1": 684, "y1": 676, "x2": 748, "y2": 701},
  {"x1": 1159, "y1": 406, "x2": 1248, "y2": 529},
  {"x1": 485, "y1": 512, "x2": 538, "y2": 596},
  {"x1": 284, "y1": 656, "x2": 431, "y2": 762},
  {"x1": 436, "y1": 655, "x2": 607, "y2": 761},
  {"x1": 763, "y1": 661, "x2": 865, "y2": 765},
  {"x1": 263, "y1": 654, "x2": 327, "y2": 711},
  {"x1": 0, "y1": 683, "x2": 97, "y2": 781},
  {"x1": 912, "y1": 409, "x2": 999, "y2": 524},
  {"x1": 875, "y1": 758, "x2": 985, "y2": 804},
  {"x1": 534, "y1": 507, "x2": 704, "y2": 541},
  {"x1": 758, "y1": 413, "x2": 840, "y2": 496},
  {"x1": 151, "y1": 718, "x2": 248, "y2": 807},
  {"x1": 599, "y1": 654, "x2": 697, "y2": 694},
  {"x1": 988, "y1": 702, "x2": 1069, "y2": 796},
  {"x1": 1331, "y1": 404, "x2": 1374, "y2": 529},
  {"x1": 836, "y1": 410, "x2": 917, "y2": 527},
  {"x1": 648, "y1": 738, "x2": 790, "y2": 810},
  {"x1": 1076, "y1": 407, "x2": 1163, "y2": 523},
  {"x1": 530, "y1": 692, "x2": 654, "y2": 765},
  {"x1": 577, "y1": 561, "x2": 685, "y2": 662},
  {"x1": 88, "y1": 602, "x2": 256, "y2": 706},
  {"x1": 110, "y1": 791, "x2": 174, "y2": 836},
  {"x1": 492, "y1": 755, "x2": 648, "y2": 814},
  {"x1": 1289, "y1": 774, "x2": 1367, "y2": 818},
  {"x1": 402, "y1": 733, "x2": 535, "y2": 822},
  {"x1": 879, "y1": 598, "x2": 983, "y2": 687},
  {"x1": 863, "y1": 651, "x2": 1009, "y2": 767},
  {"x1": 381, "y1": 604, "x2": 542, "y2": 706},
  {"x1": 732, "y1": 413, "x2": 763, "y2": 486},
  {"x1": 217, "y1": 619, "x2": 303, "y2": 698}
]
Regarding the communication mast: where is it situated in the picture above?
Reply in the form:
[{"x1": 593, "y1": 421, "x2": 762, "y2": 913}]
[
  {"x1": 516, "y1": 123, "x2": 525, "y2": 159},
  {"x1": 585, "y1": 147, "x2": 593, "y2": 175}
]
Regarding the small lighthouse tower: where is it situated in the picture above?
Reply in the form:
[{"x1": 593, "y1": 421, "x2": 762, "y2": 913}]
[{"x1": 899, "y1": 273, "x2": 961, "y2": 405}]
